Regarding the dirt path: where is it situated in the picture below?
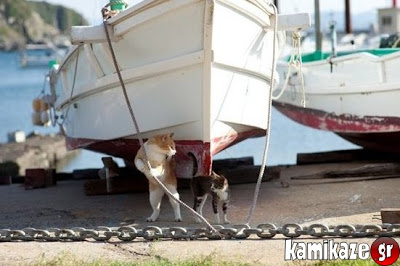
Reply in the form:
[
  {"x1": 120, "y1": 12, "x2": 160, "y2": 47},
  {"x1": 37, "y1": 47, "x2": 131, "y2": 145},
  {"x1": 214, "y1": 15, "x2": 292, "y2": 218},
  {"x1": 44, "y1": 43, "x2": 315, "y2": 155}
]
[{"x1": 1, "y1": 175, "x2": 399, "y2": 265}]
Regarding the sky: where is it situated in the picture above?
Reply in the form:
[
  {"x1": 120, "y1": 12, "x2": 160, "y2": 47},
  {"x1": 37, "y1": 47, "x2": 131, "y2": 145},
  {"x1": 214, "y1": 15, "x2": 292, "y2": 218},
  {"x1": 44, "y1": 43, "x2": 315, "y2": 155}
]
[{"x1": 39, "y1": 0, "x2": 394, "y2": 25}]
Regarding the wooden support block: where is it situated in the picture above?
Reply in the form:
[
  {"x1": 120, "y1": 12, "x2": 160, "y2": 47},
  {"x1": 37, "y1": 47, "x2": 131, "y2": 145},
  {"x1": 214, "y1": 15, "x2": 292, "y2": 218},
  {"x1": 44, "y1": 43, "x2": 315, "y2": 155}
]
[
  {"x1": 324, "y1": 163, "x2": 400, "y2": 178},
  {"x1": 84, "y1": 175, "x2": 148, "y2": 195},
  {"x1": 0, "y1": 176, "x2": 12, "y2": 185},
  {"x1": 213, "y1": 157, "x2": 254, "y2": 171},
  {"x1": 99, "y1": 157, "x2": 120, "y2": 181},
  {"x1": 73, "y1": 169, "x2": 103, "y2": 180},
  {"x1": 219, "y1": 165, "x2": 281, "y2": 184},
  {"x1": 101, "y1": 157, "x2": 119, "y2": 170},
  {"x1": 285, "y1": 163, "x2": 400, "y2": 182},
  {"x1": 11, "y1": 176, "x2": 24, "y2": 184},
  {"x1": 54, "y1": 172, "x2": 74, "y2": 181},
  {"x1": 25, "y1": 168, "x2": 56, "y2": 189},
  {"x1": 297, "y1": 149, "x2": 400, "y2": 165},
  {"x1": 381, "y1": 208, "x2": 400, "y2": 224},
  {"x1": 83, "y1": 159, "x2": 281, "y2": 195},
  {"x1": 279, "y1": 162, "x2": 400, "y2": 186}
]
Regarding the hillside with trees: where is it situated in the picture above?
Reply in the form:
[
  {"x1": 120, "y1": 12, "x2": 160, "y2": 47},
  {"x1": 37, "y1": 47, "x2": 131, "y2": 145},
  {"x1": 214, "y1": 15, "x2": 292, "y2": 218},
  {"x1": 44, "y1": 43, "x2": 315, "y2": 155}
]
[{"x1": 0, "y1": 0, "x2": 87, "y2": 50}]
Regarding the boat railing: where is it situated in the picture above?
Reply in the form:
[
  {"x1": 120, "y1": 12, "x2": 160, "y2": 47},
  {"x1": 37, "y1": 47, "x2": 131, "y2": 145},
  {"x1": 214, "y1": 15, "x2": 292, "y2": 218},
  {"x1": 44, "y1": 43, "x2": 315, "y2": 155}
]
[{"x1": 279, "y1": 48, "x2": 400, "y2": 68}]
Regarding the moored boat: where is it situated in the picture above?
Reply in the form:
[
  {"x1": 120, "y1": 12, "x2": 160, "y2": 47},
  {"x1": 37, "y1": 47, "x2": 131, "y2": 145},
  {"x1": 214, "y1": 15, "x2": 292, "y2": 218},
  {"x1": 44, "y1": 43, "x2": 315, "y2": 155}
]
[{"x1": 20, "y1": 43, "x2": 68, "y2": 68}]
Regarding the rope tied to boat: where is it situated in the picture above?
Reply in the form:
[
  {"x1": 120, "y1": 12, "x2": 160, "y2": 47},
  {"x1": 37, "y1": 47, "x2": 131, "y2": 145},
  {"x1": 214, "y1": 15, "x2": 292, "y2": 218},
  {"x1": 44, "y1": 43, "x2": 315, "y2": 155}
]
[
  {"x1": 272, "y1": 30, "x2": 306, "y2": 108},
  {"x1": 101, "y1": 0, "x2": 281, "y2": 230},
  {"x1": 101, "y1": 11, "x2": 220, "y2": 235},
  {"x1": 245, "y1": 1, "x2": 278, "y2": 226}
]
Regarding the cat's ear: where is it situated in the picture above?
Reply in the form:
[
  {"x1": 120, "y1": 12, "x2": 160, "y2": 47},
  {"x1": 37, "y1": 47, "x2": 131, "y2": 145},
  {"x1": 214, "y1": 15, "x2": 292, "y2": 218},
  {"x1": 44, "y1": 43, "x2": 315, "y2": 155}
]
[
  {"x1": 169, "y1": 133, "x2": 174, "y2": 138},
  {"x1": 211, "y1": 171, "x2": 218, "y2": 176}
]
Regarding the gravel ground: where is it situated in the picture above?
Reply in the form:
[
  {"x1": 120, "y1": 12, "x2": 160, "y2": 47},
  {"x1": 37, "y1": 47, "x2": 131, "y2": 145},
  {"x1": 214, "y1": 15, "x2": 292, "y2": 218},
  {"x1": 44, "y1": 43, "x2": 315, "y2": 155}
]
[{"x1": 1, "y1": 170, "x2": 399, "y2": 265}]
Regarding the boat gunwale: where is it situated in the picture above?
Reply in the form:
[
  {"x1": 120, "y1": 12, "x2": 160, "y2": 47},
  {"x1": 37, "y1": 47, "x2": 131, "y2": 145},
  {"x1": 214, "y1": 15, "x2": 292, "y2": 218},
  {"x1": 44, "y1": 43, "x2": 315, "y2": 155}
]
[
  {"x1": 113, "y1": 0, "x2": 202, "y2": 37},
  {"x1": 58, "y1": 0, "x2": 193, "y2": 70},
  {"x1": 108, "y1": 0, "x2": 167, "y2": 25},
  {"x1": 216, "y1": 0, "x2": 273, "y2": 29},
  {"x1": 108, "y1": 0, "x2": 274, "y2": 28},
  {"x1": 277, "y1": 48, "x2": 400, "y2": 95},
  {"x1": 273, "y1": 80, "x2": 400, "y2": 96},
  {"x1": 279, "y1": 48, "x2": 400, "y2": 67},
  {"x1": 59, "y1": 0, "x2": 275, "y2": 71}
]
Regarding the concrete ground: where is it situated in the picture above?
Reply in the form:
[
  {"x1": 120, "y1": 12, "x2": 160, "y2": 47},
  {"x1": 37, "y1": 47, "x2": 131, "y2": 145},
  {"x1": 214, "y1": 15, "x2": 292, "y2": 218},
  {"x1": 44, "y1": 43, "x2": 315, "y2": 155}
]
[{"x1": 1, "y1": 171, "x2": 400, "y2": 265}]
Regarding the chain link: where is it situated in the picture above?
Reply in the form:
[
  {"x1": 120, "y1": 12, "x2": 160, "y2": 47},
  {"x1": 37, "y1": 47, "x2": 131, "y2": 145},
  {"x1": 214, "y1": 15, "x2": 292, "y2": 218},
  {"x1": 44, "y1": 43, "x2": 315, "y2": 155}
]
[
  {"x1": 1, "y1": 223, "x2": 400, "y2": 242},
  {"x1": 117, "y1": 226, "x2": 137, "y2": 241}
]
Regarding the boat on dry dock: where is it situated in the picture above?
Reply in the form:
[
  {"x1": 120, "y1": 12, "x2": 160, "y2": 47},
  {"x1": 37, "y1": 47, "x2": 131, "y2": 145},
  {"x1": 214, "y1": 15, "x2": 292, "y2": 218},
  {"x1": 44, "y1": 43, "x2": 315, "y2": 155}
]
[
  {"x1": 48, "y1": 0, "x2": 309, "y2": 177},
  {"x1": 273, "y1": 3, "x2": 400, "y2": 153},
  {"x1": 273, "y1": 47, "x2": 400, "y2": 152}
]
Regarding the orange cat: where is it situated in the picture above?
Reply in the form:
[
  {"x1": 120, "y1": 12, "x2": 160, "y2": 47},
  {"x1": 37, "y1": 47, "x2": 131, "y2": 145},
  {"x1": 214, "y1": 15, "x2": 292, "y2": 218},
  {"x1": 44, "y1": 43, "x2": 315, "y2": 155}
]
[{"x1": 134, "y1": 133, "x2": 182, "y2": 222}]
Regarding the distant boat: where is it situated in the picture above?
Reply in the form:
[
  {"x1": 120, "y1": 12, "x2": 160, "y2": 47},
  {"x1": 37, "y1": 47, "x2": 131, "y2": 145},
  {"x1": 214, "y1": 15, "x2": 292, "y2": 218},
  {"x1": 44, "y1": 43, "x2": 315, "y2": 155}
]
[
  {"x1": 49, "y1": 0, "x2": 309, "y2": 177},
  {"x1": 273, "y1": 46, "x2": 400, "y2": 152},
  {"x1": 20, "y1": 43, "x2": 68, "y2": 68}
]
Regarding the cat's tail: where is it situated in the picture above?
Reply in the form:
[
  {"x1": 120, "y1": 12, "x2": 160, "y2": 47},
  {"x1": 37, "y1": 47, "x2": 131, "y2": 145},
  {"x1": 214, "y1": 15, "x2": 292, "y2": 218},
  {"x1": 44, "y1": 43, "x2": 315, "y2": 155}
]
[{"x1": 188, "y1": 152, "x2": 198, "y2": 177}]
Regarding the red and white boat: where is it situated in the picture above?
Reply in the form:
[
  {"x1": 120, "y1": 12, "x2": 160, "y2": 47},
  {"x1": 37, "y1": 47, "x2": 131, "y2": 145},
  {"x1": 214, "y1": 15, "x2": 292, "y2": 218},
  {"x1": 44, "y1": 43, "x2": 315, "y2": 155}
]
[
  {"x1": 49, "y1": 0, "x2": 309, "y2": 177},
  {"x1": 274, "y1": 48, "x2": 400, "y2": 152}
]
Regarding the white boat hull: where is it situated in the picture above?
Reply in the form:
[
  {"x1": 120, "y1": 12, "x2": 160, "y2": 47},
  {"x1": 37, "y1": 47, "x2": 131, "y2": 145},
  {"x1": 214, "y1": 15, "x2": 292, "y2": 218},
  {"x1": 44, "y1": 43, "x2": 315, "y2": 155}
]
[
  {"x1": 274, "y1": 49, "x2": 400, "y2": 151},
  {"x1": 51, "y1": 0, "x2": 281, "y2": 176}
]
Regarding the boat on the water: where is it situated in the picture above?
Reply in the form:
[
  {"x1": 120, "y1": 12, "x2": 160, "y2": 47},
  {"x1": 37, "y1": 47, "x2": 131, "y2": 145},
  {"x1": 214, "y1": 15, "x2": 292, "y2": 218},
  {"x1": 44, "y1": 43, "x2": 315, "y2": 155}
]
[
  {"x1": 20, "y1": 43, "x2": 68, "y2": 68},
  {"x1": 48, "y1": 0, "x2": 309, "y2": 177}
]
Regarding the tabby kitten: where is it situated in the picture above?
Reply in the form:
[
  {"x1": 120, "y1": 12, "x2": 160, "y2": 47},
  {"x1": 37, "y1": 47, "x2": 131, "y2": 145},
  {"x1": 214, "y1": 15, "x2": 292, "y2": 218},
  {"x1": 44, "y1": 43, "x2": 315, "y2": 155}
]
[{"x1": 190, "y1": 171, "x2": 230, "y2": 224}]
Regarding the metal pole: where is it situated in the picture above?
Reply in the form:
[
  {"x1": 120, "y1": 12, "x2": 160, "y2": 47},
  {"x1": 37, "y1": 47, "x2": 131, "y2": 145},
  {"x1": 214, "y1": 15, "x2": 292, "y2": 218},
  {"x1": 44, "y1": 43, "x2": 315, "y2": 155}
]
[
  {"x1": 345, "y1": 0, "x2": 352, "y2": 33},
  {"x1": 274, "y1": 0, "x2": 279, "y2": 11},
  {"x1": 315, "y1": 0, "x2": 322, "y2": 51},
  {"x1": 106, "y1": 168, "x2": 112, "y2": 193}
]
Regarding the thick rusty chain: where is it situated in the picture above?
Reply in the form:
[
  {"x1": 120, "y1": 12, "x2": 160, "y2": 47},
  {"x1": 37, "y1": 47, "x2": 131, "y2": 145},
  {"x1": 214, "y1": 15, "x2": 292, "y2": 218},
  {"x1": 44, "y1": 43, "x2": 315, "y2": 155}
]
[{"x1": 1, "y1": 223, "x2": 400, "y2": 242}]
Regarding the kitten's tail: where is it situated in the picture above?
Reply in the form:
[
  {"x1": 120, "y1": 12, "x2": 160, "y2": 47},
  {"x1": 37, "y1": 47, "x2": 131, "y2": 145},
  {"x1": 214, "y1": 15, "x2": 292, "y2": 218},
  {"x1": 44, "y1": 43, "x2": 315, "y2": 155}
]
[{"x1": 188, "y1": 153, "x2": 198, "y2": 177}]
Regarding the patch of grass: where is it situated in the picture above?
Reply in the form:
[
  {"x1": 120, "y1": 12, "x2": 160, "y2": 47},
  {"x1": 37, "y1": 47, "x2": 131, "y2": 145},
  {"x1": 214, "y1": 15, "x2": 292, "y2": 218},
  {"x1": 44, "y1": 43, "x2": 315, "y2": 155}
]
[
  {"x1": 31, "y1": 252, "x2": 250, "y2": 266},
  {"x1": 35, "y1": 252, "x2": 400, "y2": 266},
  {"x1": 309, "y1": 259, "x2": 400, "y2": 266},
  {"x1": 146, "y1": 254, "x2": 250, "y2": 266}
]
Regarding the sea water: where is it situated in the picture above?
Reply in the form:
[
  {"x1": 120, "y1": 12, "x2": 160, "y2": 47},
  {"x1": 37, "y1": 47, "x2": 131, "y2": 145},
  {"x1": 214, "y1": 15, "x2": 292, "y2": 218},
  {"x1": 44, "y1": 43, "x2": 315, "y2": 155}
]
[{"x1": 0, "y1": 51, "x2": 358, "y2": 172}]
